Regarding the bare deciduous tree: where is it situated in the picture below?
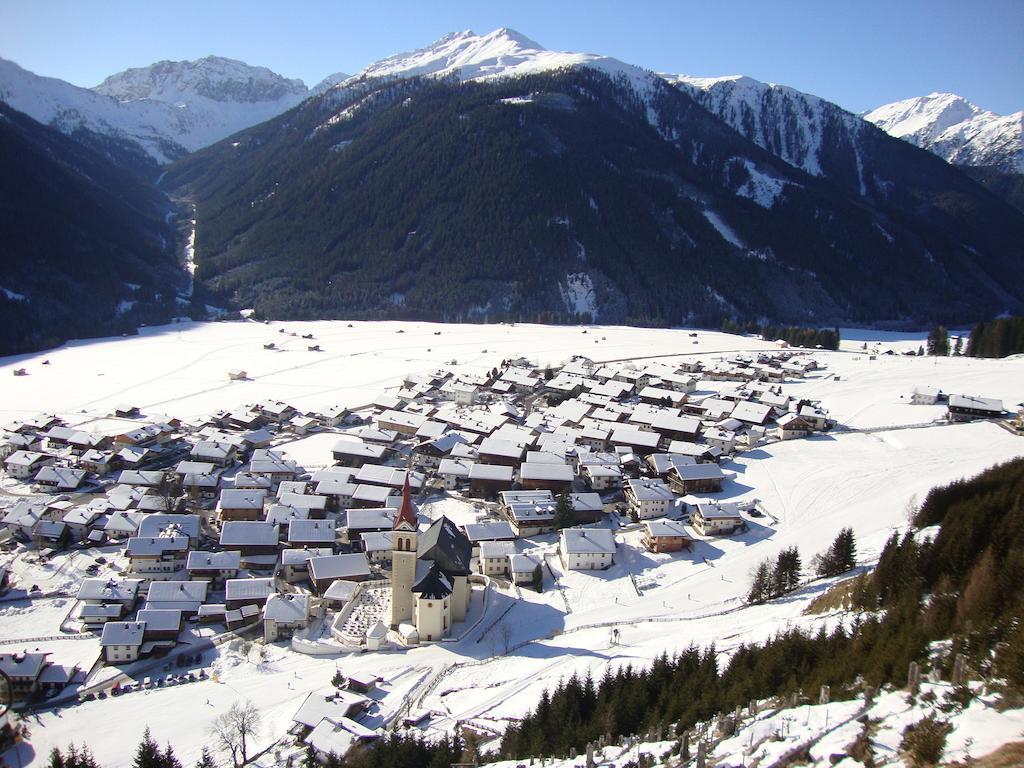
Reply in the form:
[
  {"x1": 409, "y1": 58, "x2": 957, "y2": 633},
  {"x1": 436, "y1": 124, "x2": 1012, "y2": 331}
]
[{"x1": 210, "y1": 700, "x2": 261, "y2": 768}]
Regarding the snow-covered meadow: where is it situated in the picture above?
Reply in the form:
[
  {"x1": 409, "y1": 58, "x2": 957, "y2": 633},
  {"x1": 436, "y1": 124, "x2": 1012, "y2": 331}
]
[{"x1": 1, "y1": 319, "x2": 1022, "y2": 766}]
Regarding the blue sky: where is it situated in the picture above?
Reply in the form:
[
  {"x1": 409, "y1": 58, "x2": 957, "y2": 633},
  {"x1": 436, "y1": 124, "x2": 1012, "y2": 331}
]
[{"x1": 2, "y1": 0, "x2": 1021, "y2": 114}]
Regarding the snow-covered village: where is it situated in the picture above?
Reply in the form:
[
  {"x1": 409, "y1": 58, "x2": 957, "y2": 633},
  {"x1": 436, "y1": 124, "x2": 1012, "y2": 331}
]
[{"x1": 0, "y1": 319, "x2": 1021, "y2": 766}]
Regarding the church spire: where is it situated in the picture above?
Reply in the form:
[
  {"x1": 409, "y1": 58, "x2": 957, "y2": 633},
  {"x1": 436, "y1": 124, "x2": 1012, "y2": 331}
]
[{"x1": 395, "y1": 472, "x2": 418, "y2": 531}]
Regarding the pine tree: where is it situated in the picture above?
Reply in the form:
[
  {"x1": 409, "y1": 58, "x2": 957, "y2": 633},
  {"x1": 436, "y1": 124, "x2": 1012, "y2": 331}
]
[
  {"x1": 748, "y1": 561, "x2": 771, "y2": 604},
  {"x1": 817, "y1": 528, "x2": 856, "y2": 577},
  {"x1": 49, "y1": 748, "x2": 67, "y2": 768},
  {"x1": 195, "y1": 747, "x2": 217, "y2": 768},
  {"x1": 162, "y1": 745, "x2": 183, "y2": 768},
  {"x1": 554, "y1": 490, "x2": 575, "y2": 529},
  {"x1": 133, "y1": 728, "x2": 162, "y2": 768}
]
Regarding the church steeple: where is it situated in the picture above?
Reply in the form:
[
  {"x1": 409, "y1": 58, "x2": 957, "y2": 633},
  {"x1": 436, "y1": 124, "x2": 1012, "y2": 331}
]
[{"x1": 394, "y1": 472, "x2": 418, "y2": 532}]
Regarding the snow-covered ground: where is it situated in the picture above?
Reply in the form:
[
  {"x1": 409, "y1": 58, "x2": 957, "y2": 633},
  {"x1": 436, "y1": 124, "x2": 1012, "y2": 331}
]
[{"x1": 1, "y1": 319, "x2": 1021, "y2": 766}]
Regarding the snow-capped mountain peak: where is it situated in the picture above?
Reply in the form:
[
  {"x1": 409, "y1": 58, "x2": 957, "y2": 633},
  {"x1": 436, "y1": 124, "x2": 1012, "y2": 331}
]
[
  {"x1": 94, "y1": 55, "x2": 307, "y2": 104},
  {"x1": 865, "y1": 92, "x2": 1023, "y2": 174},
  {"x1": 345, "y1": 27, "x2": 653, "y2": 96}
]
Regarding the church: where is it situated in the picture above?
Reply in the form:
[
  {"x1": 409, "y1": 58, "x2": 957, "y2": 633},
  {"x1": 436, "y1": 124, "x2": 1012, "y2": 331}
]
[{"x1": 390, "y1": 476, "x2": 472, "y2": 643}]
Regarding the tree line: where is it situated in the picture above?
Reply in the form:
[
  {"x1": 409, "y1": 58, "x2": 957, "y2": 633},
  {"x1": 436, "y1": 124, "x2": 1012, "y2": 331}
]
[
  {"x1": 965, "y1": 316, "x2": 1024, "y2": 358},
  {"x1": 720, "y1": 319, "x2": 840, "y2": 350},
  {"x1": 501, "y1": 458, "x2": 1024, "y2": 760}
]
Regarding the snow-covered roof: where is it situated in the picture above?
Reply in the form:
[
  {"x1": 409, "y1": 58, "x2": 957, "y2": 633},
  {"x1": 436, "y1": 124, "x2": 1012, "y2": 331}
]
[{"x1": 560, "y1": 527, "x2": 615, "y2": 555}]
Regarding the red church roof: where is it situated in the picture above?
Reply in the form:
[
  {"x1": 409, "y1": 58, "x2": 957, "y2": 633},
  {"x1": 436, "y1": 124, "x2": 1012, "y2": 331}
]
[{"x1": 395, "y1": 473, "x2": 418, "y2": 531}]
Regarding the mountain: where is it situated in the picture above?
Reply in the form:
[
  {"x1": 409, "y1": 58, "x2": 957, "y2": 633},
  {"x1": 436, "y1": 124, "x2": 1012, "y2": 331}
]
[
  {"x1": 0, "y1": 56, "x2": 325, "y2": 166},
  {"x1": 864, "y1": 93, "x2": 1024, "y2": 174},
  {"x1": 164, "y1": 30, "x2": 1024, "y2": 329},
  {"x1": 0, "y1": 102, "x2": 186, "y2": 354}
]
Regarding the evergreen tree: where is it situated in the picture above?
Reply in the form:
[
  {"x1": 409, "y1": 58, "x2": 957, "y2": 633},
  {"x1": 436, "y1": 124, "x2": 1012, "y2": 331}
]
[
  {"x1": 953, "y1": 335, "x2": 963, "y2": 355},
  {"x1": 133, "y1": 728, "x2": 162, "y2": 768},
  {"x1": 747, "y1": 561, "x2": 771, "y2": 604},
  {"x1": 926, "y1": 325, "x2": 949, "y2": 356},
  {"x1": 554, "y1": 491, "x2": 575, "y2": 529},
  {"x1": 817, "y1": 528, "x2": 857, "y2": 578},
  {"x1": 195, "y1": 747, "x2": 217, "y2": 768},
  {"x1": 771, "y1": 547, "x2": 801, "y2": 596}
]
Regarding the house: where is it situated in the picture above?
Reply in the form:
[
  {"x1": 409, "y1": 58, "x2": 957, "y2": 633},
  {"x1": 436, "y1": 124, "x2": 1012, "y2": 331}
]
[
  {"x1": 280, "y1": 548, "x2": 332, "y2": 583},
  {"x1": 625, "y1": 479, "x2": 675, "y2": 520},
  {"x1": 691, "y1": 503, "x2": 745, "y2": 536},
  {"x1": 332, "y1": 440, "x2": 389, "y2": 468},
  {"x1": 349, "y1": 484, "x2": 398, "y2": 508},
  {"x1": 477, "y1": 437, "x2": 525, "y2": 466},
  {"x1": 774, "y1": 413, "x2": 812, "y2": 440},
  {"x1": 126, "y1": 536, "x2": 189, "y2": 580},
  {"x1": 100, "y1": 621, "x2": 146, "y2": 664},
  {"x1": 32, "y1": 520, "x2": 70, "y2": 549},
  {"x1": 669, "y1": 463, "x2": 726, "y2": 495},
  {"x1": 798, "y1": 405, "x2": 830, "y2": 430},
  {"x1": 191, "y1": 441, "x2": 237, "y2": 467},
  {"x1": 345, "y1": 507, "x2": 396, "y2": 543},
  {"x1": 116, "y1": 469, "x2": 165, "y2": 491},
  {"x1": 581, "y1": 462, "x2": 621, "y2": 490},
  {"x1": 518, "y1": 461, "x2": 574, "y2": 492},
  {"x1": 730, "y1": 401, "x2": 774, "y2": 427},
  {"x1": 264, "y1": 593, "x2": 310, "y2": 642},
  {"x1": 642, "y1": 520, "x2": 693, "y2": 553},
  {"x1": 910, "y1": 385, "x2": 941, "y2": 405},
  {"x1": 308, "y1": 553, "x2": 371, "y2": 594},
  {"x1": 559, "y1": 527, "x2": 615, "y2": 570},
  {"x1": 569, "y1": 492, "x2": 604, "y2": 524},
  {"x1": 702, "y1": 427, "x2": 737, "y2": 453},
  {"x1": 218, "y1": 521, "x2": 280, "y2": 569},
  {"x1": 463, "y1": 521, "x2": 517, "y2": 553},
  {"x1": 145, "y1": 580, "x2": 208, "y2": 615},
  {"x1": 468, "y1": 464, "x2": 514, "y2": 497},
  {"x1": 499, "y1": 490, "x2": 557, "y2": 536},
  {"x1": 304, "y1": 717, "x2": 379, "y2": 762},
  {"x1": 453, "y1": 384, "x2": 478, "y2": 406},
  {"x1": 509, "y1": 554, "x2": 541, "y2": 588},
  {"x1": 136, "y1": 609, "x2": 183, "y2": 642},
  {"x1": 4, "y1": 451, "x2": 54, "y2": 480},
  {"x1": 291, "y1": 691, "x2": 370, "y2": 735},
  {"x1": 186, "y1": 550, "x2": 241, "y2": 586},
  {"x1": 249, "y1": 449, "x2": 299, "y2": 483},
  {"x1": 477, "y1": 540, "x2": 516, "y2": 576},
  {"x1": 376, "y1": 409, "x2": 428, "y2": 436},
  {"x1": 609, "y1": 426, "x2": 660, "y2": 455},
  {"x1": 76, "y1": 578, "x2": 142, "y2": 611},
  {"x1": 0, "y1": 652, "x2": 50, "y2": 700},
  {"x1": 288, "y1": 519, "x2": 337, "y2": 549},
  {"x1": 321, "y1": 579, "x2": 358, "y2": 609},
  {"x1": 225, "y1": 578, "x2": 276, "y2": 611},
  {"x1": 138, "y1": 514, "x2": 201, "y2": 546},
  {"x1": 318, "y1": 405, "x2": 351, "y2": 428},
  {"x1": 947, "y1": 395, "x2": 1005, "y2": 422},
  {"x1": 217, "y1": 489, "x2": 267, "y2": 523},
  {"x1": 79, "y1": 450, "x2": 118, "y2": 475},
  {"x1": 438, "y1": 460, "x2": 473, "y2": 489},
  {"x1": 360, "y1": 531, "x2": 393, "y2": 564}
]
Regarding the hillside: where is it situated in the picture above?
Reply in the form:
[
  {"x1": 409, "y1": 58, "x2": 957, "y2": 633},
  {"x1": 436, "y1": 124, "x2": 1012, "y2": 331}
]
[
  {"x1": 166, "y1": 50, "x2": 1024, "y2": 328},
  {"x1": 0, "y1": 102, "x2": 185, "y2": 354}
]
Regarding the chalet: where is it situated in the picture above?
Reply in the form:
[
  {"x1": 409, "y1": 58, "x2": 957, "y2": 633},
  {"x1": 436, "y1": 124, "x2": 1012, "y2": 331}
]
[
  {"x1": 186, "y1": 551, "x2": 241, "y2": 586},
  {"x1": 217, "y1": 489, "x2": 267, "y2": 523},
  {"x1": 136, "y1": 609, "x2": 183, "y2": 643},
  {"x1": 356, "y1": 426, "x2": 399, "y2": 444},
  {"x1": 477, "y1": 540, "x2": 515, "y2": 576},
  {"x1": 116, "y1": 469, "x2": 165, "y2": 491},
  {"x1": 288, "y1": 518, "x2": 337, "y2": 549},
  {"x1": 182, "y1": 472, "x2": 220, "y2": 503},
  {"x1": 279, "y1": 492, "x2": 329, "y2": 519},
  {"x1": 77, "y1": 578, "x2": 142, "y2": 611},
  {"x1": 138, "y1": 514, "x2": 201, "y2": 546},
  {"x1": 321, "y1": 579, "x2": 358, "y2": 609},
  {"x1": 730, "y1": 400, "x2": 773, "y2": 427},
  {"x1": 264, "y1": 593, "x2": 310, "y2": 642},
  {"x1": 113, "y1": 423, "x2": 173, "y2": 448},
  {"x1": 253, "y1": 399, "x2": 297, "y2": 424},
  {"x1": 569, "y1": 492, "x2": 604, "y2": 524},
  {"x1": 463, "y1": 521, "x2": 516, "y2": 555},
  {"x1": 774, "y1": 413, "x2": 812, "y2": 440},
  {"x1": 947, "y1": 394, "x2": 1005, "y2": 422},
  {"x1": 249, "y1": 452, "x2": 300, "y2": 484},
  {"x1": 510, "y1": 554, "x2": 541, "y2": 587},
  {"x1": 191, "y1": 441, "x2": 236, "y2": 467},
  {"x1": 62, "y1": 506, "x2": 101, "y2": 541},
  {"x1": 798, "y1": 404, "x2": 830, "y2": 430},
  {"x1": 318, "y1": 404, "x2": 350, "y2": 428},
  {"x1": 910, "y1": 385, "x2": 941, "y2": 405},
  {"x1": 691, "y1": 503, "x2": 745, "y2": 535},
  {"x1": 518, "y1": 461, "x2": 574, "y2": 492},
  {"x1": 314, "y1": 477, "x2": 357, "y2": 509},
  {"x1": 349, "y1": 484, "x2": 398, "y2": 508},
  {"x1": 0, "y1": 652, "x2": 50, "y2": 700},
  {"x1": 32, "y1": 520, "x2": 69, "y2": 549},
  {"x1": 117, "y1": 445, "x2": 160, "y2": 469},
  {"x1": 609, "y1": 426, "x2": 660, "y2": 456},
  {"x1": 280, "y1": 548, "x2": 332, "y2": 582},
  {"x1": 638, "y1": 386, "x2": 687, "y2": 407},
  {"x1": 332, "y1": 440, "x2": 388, "y2": 468},
  {"x1": 80, "y1": 603, "x2": 125, "y2": 629},
  {"x1": 0, "y1": 503, "x2": 41, "y2": 539},
  {"x1": 477, "y1": 437, "x2": 525, "y2": 466},
  {"x1": 437, "y1": 457, "x2": 474, "y2": 490},
  {"x1": 345, "y1": 507, "x2": 396, "y2": 543},
  {"x1": 646, "y1": 453, "x2": 695, "y2": 477},
  {"x1": 219, "y1": 521, "x2": 280, "y2": 569},
  {"x1": 126, "y1": 536, "x2": 189, "y2": 580},
  {"x1": 669, "y1": 463, "x2": 726, "y2": 495},
  {"x1": 79, "y1": 449, "x2": 118, "y2": 475},
  {"x1": 559, "y1": 527, "x2": 615, "y2": 570},
  {"x1": 499, "y1": 490, "x2": 556, "y2": 537},
  {"x1": 354, "y1": 465, "x2": 423, "y2": 492},
  {"x1": 307, "y1": 553, "x2": 371, "y2": 594},
  {"x1": 100, "y1": 621, "x2": 146, "y2": 664},
  {"x1": 453, "y1": 383, "x2": 479, "y2": 406},
  {"x1": 411, "y1": 433, "x2": 468, "y2": 469},
  {"x1": 360, "y1": 531, "x2": 393, "y2": 564},
  {"x1": 702, "y1": 427, "x2": 737, "y2": 453},
  {"x1": 642, "y1": 520, "x2": 693, "y2": 553},
  {"x1": 225, "y1": 577, "x2": 276, "y2": 611},
  {"x1": 649, "y1": 412, "x2": 701, "y2": 442},
  {"x1": 304, "y1": 717, "x2": 379, "y2": 762},
  {"x1": 4, "y1": 451, "x2": 54, "y2": 480},
  {"x1": 145, "y1": 580, "x2": 208, "y2": 616},
  {"x1": 625, "y1": 479, "x2": 675, "y2": 520},
  {"x1": 468, "y1": 464, "x2": 514, "y2": 497},
  {"x1": 376, "y1": 409, "x2": 428, "y2": 436},
  {"x1": 581, "y1": 462, "x2": 622, "y2": 490},
  {"x1": 666, "y1": 440, "x2": 722, "y2": 463}
]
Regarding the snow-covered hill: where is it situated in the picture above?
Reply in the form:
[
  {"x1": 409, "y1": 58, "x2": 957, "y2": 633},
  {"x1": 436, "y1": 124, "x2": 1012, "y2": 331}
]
[
  {"x1": 865, "y1": 93, "x2": 1024, "y2": 174},
  {"x1": 0, "y1": 56, "x2": 345, "y2": 163},
  {"x1": 336, "y1": 28, "x2": 657, "y2": 100},
  {"x1": 664, "y1": 73, "x2": 872, "y2": 181}
]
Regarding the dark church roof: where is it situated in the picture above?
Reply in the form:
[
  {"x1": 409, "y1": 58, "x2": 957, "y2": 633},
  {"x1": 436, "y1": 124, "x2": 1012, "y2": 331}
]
[
  {"x1": 417, "y1": 515, "x2": 472, "y2": 577},
  {"x1": 412, "y1": 561, "x2": 453, "y2": 600}
]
